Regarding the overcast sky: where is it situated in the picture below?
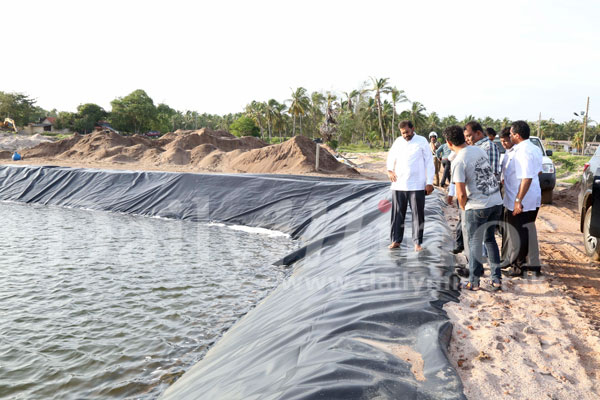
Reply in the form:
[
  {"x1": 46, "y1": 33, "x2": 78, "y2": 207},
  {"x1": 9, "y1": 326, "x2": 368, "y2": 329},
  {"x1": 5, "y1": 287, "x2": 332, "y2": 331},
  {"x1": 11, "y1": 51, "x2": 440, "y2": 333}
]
[{"x1": 3, "y1": 0, "x2": 598, "y2": 122}]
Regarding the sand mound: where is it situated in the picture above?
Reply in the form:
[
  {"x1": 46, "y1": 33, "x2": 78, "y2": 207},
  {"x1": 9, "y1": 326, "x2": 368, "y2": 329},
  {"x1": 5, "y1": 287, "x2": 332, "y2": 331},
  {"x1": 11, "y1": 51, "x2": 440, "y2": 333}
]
[
  {"x1": 231, "y1": 135, "x2": 359, "y2": 175},
  {"x1": 190, "y1": 144, "x2": 218, "y2": 163},
  {"x1": 19, "y1": 129, "x2": 358, "y2": 177},
  {"x1": 198, "y1": 150, "x2": 226, "y2": 171},
  {"x1": 0, "y1": 133, "x2": 54, "y2": 152},
  {"x1": 161, "y1": 146, "x2": 191, "y2": 165}
]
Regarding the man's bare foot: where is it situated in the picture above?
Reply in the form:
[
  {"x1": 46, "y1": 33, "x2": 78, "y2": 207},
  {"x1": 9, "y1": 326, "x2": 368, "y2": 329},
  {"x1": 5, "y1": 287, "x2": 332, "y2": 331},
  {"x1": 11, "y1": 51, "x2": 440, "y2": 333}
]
[
  {"x1": 414, "y1": 244, "x2": 423, "y2": 252},
  {"x1": 389, "y1": 242, "x2": 401, "y2": 249}
]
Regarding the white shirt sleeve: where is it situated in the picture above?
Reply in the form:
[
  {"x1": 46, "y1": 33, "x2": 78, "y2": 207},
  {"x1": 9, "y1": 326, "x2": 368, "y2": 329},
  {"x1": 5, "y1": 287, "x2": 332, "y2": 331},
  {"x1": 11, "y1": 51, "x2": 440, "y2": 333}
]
[
  {"x1": 515, "y1": 149, "x2": 535, "y2": 179},
  {"x1": 448, "y1": 183, "x2": 456, "y2": 196}
]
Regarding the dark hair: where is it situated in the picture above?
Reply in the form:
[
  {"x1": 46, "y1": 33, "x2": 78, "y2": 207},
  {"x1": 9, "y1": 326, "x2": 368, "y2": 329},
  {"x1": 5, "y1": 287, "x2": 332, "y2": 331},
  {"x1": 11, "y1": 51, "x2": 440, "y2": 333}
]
[
  {"x1": 399, "y1": 120, "x2": 414, "y2": 129},
  {"x1": 485, "y1": 127, "x2": 496, "y2": 137},
  {"x1": 464, "y1": 121, "x2": 483, "y2": 133},
  {"x1": 443, "y1": 125, "x2": 465, "y2": 146},
  {"x1": 511, "y1": 120, "x2": 530, "y2": 139},
  {"x1": 500, "y1": 127, "x2": 511, "y2": 139}
]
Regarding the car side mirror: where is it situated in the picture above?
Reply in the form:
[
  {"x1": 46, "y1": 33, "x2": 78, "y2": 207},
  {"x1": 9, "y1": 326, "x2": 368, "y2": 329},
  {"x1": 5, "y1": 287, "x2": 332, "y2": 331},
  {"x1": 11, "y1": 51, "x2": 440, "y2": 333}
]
[{"x1": 546, "y1": 150, "x2": 553, "y2": 156}]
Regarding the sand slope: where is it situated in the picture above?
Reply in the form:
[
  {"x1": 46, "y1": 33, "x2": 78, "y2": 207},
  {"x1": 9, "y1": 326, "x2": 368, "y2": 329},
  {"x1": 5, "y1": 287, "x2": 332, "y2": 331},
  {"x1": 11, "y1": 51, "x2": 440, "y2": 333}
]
[{"x1": 18, "y1": 129, "x2": 358, "y2": 176}]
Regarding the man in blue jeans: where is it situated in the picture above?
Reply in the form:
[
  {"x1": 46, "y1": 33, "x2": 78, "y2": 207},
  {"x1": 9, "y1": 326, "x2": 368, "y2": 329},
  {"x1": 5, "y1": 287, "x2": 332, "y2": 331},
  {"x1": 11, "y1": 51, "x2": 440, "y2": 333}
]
[{"x1": 444, "y1": 125, "x2": 504, "y2": 291}]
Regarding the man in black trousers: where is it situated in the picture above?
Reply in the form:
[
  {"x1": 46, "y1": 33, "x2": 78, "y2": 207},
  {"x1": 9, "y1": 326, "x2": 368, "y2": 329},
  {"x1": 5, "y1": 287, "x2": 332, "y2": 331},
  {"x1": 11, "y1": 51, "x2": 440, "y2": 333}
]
[{"x1": 387, "y1": 120, "x2": 435, "y2": 252}]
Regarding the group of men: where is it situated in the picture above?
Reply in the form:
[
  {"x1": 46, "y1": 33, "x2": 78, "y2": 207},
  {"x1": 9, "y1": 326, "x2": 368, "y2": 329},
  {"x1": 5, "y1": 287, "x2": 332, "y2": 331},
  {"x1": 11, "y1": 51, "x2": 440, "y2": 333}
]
[{"x1": 386, "y1": 120, "x2": 542, "y2": 291}]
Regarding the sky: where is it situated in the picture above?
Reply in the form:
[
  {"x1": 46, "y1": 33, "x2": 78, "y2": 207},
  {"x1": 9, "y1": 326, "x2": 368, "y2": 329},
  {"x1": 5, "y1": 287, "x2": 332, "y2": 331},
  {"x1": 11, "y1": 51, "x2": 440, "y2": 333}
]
[{"x1": 2, "y1": 0, "x2": 599, "y2": 123}]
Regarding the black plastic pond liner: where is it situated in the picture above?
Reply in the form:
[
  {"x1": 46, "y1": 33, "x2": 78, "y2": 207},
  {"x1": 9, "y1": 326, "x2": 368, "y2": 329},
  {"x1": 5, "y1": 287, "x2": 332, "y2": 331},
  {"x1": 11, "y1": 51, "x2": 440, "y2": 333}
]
[{"x1": 0, "y1": 165, "x2": 465, "y2": 400}]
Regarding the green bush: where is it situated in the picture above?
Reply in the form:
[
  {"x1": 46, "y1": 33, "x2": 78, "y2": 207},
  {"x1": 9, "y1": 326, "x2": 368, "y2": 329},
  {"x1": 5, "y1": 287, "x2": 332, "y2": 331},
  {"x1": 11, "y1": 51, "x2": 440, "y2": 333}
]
[{"x1": 229, "y1": 116, "x2": 260, "y2": 137}]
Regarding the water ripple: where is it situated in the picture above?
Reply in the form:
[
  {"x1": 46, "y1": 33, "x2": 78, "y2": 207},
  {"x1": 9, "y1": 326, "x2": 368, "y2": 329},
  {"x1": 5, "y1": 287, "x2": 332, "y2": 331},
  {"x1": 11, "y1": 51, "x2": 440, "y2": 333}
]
[{"x1": 0, "y1": 202, "x2": 296, "y2": 399}]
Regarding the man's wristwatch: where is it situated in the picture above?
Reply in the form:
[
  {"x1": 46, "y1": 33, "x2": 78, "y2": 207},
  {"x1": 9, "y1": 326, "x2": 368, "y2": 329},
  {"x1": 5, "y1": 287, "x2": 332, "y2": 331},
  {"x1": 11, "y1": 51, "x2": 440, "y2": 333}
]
[{"x1": 515, "y1": 198, "x2": 521, "y2": 203}]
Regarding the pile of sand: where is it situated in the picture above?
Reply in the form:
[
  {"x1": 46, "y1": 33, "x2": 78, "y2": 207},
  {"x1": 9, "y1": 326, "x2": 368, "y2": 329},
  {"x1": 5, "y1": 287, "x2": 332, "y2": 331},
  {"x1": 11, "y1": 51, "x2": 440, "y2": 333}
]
[
  {"x1": 0, "y1": 133, "x2": 54, "y2": 152},
  {"x1": 17, "y1": 128, "x2": 358, "y2": 176}
]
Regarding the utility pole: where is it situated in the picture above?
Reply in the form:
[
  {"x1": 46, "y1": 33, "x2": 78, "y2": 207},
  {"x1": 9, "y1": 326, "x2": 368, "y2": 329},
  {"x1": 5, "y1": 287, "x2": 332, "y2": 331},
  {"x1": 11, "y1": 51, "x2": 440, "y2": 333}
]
[
  {"x1": 315, "y1": 143, "x2": 320, "y2": 171},
  {"x1": 537, "y1": 112, "x2": 542, "y2": 139},
  {"x1": 582, "y1": 96, "x2": 590, "y2": 155}
]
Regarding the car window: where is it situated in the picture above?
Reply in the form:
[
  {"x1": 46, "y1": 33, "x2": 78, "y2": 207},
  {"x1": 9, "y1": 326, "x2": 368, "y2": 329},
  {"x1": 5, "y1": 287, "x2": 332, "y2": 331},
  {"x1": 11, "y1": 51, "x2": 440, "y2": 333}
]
[{"x1": 530, "y1": 138, "x2": 545, "y2": 156}]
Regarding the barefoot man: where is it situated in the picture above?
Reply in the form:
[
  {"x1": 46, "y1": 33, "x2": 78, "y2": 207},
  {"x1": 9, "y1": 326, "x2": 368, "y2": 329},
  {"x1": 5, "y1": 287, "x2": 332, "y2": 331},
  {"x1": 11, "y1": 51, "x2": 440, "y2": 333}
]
[{"x1": 387, "y1": 120, "x2": 434, "y2": 251}]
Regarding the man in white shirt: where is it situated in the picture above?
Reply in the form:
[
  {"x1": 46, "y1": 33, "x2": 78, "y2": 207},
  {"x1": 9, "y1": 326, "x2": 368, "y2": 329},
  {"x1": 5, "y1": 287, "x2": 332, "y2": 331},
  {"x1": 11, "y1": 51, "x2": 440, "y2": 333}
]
[
  {"x1": 498, "y1": 127, "x2": 516, "y2": 265},
  {"x1": 503, "y1": 120, "x2": 543, "y2": 276},
  {"x1": 387, "y1": 120, "x2": 435, "y2": 251}
]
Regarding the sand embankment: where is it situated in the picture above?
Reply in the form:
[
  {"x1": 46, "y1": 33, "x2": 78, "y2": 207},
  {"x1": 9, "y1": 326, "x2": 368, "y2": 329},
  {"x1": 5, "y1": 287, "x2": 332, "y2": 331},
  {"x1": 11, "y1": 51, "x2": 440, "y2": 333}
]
[{"x1": 0, "y1": 129, "x2": 358, "y2": 176}]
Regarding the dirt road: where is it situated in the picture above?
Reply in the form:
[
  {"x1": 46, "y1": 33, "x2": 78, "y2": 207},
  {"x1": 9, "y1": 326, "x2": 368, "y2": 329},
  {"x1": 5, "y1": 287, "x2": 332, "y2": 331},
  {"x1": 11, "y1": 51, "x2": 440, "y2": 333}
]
[{"x1": 538, "y1": 183, "x2": 600, "y2": 331}]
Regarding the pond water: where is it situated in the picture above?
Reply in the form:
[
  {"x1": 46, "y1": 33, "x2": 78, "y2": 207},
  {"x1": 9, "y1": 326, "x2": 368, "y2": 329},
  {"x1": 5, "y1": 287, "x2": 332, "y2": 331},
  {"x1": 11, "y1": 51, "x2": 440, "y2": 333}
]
[{"x1": 0, "y1": 202, "x2": 296, "y2": 399}]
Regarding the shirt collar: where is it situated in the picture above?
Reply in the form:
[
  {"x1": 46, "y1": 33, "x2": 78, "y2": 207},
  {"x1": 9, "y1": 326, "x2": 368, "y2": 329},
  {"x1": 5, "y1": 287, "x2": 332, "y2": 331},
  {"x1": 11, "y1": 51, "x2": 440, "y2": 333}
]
[
  {"x1": 474, "y1": 136, "x2": 489, "y2": 147},
  {"x1": 514, "y1": 139, "x2": 530, "y2": 150}
]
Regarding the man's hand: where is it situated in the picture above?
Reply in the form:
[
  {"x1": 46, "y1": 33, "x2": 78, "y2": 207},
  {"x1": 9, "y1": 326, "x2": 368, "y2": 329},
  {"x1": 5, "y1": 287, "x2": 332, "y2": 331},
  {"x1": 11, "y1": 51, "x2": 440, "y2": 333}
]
[
  {"x1": 387, "y1": 170, "x2": 397, "y2": 182},
  {"x1": 446, "y1": 195, "x2": 453, "y2": 205},
  {"x1": 513, "y1": 201, "x2": 523, "y2": 216},
  {"x1": 425, "y1": 184, "x2": 434, "y2": 195}
]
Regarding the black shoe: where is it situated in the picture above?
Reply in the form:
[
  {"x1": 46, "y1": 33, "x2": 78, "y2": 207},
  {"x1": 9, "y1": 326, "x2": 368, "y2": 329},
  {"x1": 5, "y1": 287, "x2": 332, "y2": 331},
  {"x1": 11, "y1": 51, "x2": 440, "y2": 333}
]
[
  {"x1": 502, "y1": 266, "x2": 523, "y2": 277},
  {"x1": 452, "y1": 246, "x2": 464, "y2": 254}
]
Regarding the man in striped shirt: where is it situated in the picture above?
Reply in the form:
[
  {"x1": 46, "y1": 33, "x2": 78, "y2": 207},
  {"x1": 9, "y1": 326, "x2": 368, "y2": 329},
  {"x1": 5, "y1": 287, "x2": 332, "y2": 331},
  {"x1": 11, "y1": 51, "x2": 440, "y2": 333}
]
[
  {"x1": 452, "y1": 121, "x2": 501, "y2": 254},
  {"x1": 464, "y1": 121, "x2": 501, "y2": 181}
]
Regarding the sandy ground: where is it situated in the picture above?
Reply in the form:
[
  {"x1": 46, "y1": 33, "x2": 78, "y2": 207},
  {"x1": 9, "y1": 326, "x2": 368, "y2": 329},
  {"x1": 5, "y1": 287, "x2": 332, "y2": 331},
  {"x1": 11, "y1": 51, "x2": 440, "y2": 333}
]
[
  {"x1": 3, "y1": 147, "x2": 600, "y2": 398},
  {"x1": 349, "y1": 152, "x2": 600, "y2": 399},
  {"x1": 442, "y1": 184, "x2": 600, "y2": 399}
]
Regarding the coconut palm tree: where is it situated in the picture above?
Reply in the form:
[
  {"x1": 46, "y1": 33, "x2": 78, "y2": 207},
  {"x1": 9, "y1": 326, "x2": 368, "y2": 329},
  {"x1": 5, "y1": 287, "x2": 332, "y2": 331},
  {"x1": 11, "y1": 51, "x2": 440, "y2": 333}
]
[
  {"x1": 288, "y1": 87, "x2": 310, "y2": 136},
  {"x1": 425, "y1": 111, "x2": 441, "y2": 136},
  {"x1": 342, "y1": 89, "x2": 361, "y2": 115},
  {"x1": 390, "y1": 87, "x2": 408, "y2": 140},
  {"x1": 265, "y1": 99, "x2": 283, "y2": 142},
  {"x1": 275, "y1": 102, "x2": 288, "y2": 141},
  {"x1": 399, "y1": 101, "x2": 427, "y2": 134},
  {"x1": 245, "y1": 101, "x2": 266, "y2": 138},
  {"x1": 310, "y1": 91, "x2": 326, "y2": 138},
  {"x1": 461, "y1": 115, "x2": 477, "y2": 127},
  {"x1": 441, "y1": 115, "x2": 459, "y2": 130},
  {"x1": 360, "y1": 97, "x2": 378, "y2": 141},
  {"x1": 369, "y1": 77, "x2": 392, "y2": 144},
  {"x1": 382, "y1": 100, "x2": 394, "y2": 145}
]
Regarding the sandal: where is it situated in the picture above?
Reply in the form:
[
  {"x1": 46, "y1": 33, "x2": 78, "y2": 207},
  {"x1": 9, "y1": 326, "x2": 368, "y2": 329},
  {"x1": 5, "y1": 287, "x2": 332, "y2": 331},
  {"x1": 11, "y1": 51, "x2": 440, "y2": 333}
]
[
  {"x1": 461, "y1": 282, "x2": 481, "y2": 291},
  {"x1": 489, "y1": 281, "x2": 502, "y2": 292}
]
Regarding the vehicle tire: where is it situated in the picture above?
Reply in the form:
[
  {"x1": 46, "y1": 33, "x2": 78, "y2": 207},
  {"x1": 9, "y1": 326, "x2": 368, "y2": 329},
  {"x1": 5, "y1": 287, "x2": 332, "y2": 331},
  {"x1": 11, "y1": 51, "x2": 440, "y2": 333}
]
[
  {"x1": 541, "y1": 189, "x2": 553, "y2": 204},
  {"x1": 583, "y1": 206, "x2": 600, "y2": 261}
]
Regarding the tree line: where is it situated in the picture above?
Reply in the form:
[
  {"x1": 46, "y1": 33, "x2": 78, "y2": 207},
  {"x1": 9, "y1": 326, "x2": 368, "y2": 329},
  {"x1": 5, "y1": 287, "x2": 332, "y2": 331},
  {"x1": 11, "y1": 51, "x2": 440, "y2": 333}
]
[{"x1": 1, "y1": 84, "x2": 596, "y2": 149}]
